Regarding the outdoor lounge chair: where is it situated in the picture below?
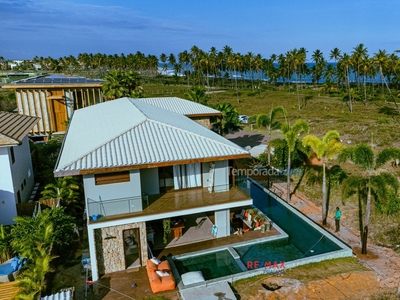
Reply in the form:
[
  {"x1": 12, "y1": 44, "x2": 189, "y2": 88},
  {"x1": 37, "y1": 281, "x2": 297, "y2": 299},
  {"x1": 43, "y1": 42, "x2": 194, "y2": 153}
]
[
  {"x1": 0, "y1": 257, "x2": 23, "y2": 283},
  {"x1": 146, "y1": 258, "x2": 176, "y2": 293}
]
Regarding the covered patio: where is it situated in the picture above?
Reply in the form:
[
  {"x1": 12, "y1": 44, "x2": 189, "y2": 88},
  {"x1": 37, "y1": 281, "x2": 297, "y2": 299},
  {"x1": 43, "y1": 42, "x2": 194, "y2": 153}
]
[{"x1": 89, "y1": 224, "x2": 280, "y2": 300}]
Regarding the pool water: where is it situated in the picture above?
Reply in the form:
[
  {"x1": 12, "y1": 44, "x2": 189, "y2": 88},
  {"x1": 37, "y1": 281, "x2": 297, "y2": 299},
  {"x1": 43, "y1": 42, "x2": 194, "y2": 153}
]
[
  {"x1": 235, "y1": 238, "x2": 304, "y2": 268},
  {"x1": 173, "y1": 249, "x2": 242, "y2": 280}
]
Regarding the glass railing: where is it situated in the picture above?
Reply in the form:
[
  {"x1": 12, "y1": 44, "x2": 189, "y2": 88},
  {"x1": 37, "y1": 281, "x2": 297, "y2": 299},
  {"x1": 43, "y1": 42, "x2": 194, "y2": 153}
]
[
  {"x1": 86, "y1": 183, "x2": 243, "y2": 221},
  {"x1": 86, "y1": 195, "x2": 143, "y2": 221}
]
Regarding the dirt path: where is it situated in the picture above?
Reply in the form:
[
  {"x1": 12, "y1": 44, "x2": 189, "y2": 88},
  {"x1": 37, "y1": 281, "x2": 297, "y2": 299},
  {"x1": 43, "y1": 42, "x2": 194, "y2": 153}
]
[{"x1": 272, "y1": 182, "x2": 400, "y2": 294}]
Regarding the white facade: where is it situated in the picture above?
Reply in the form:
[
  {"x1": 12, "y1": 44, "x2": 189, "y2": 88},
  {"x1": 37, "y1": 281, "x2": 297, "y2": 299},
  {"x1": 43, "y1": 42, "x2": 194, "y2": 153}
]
[{"x1": 0, "y1": 136, "x2": 35, "y2": 225}]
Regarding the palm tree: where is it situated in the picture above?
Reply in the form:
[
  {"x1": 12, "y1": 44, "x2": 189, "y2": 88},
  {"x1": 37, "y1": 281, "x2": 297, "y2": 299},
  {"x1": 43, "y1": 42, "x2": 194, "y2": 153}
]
[
  {"x1": 0, "y1": 225, "x2": 12, "y2": 261},
  {"x1": 282, "y1": 119, "x2": 309, "y2": 201},
  {"x1": 338, "y1": 53, "x2": 353, "y2": 112},
  {"x1": 212, "y1": 103, "x2": 243, "y2": 136},
  {"x1": 302, "y1": 130, "x2": 344, "y2": 225},
  {"x1": 102, "y1": 70, "x2": 126, "y2": 100},
  {"x1": 185, "y1": 86, "x2": 210, "y2": 105},
  {"x1": 41, "y1": 176, "x2": 81, "y2": 215},
  {"x1": 329, "y1": 47, "x2": 342, "y2": 87},
  {"x1": 228, "y1": 53, "x2": 243, "y2": 102},
  {"x1": 256, "y1": 106, "x2": 287, "y2": 166},
  {"x1": 351, "y1": 44, "x2": 368, "y2": 89},
  {"x1": 178, "y1": 50, "x2": 191, "y2": 87},
  {"x1": 311, "y1": 49, "x2": 325, "y2": 84},
  {"x1": 339, "y1": 144, "x2": 400, "y2": 254},
  {"x1": 159, "y1": 53, "x2": 168, "y2": 75},
  {"x1": 373, "y1": 49, "x2": 396, "y2": 107}
]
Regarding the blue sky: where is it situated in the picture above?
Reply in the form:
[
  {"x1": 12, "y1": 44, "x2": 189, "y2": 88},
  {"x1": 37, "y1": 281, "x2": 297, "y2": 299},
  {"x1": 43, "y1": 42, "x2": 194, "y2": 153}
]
[{"x1": 1, "y1": 0, "x2": 399, "y2": 61}]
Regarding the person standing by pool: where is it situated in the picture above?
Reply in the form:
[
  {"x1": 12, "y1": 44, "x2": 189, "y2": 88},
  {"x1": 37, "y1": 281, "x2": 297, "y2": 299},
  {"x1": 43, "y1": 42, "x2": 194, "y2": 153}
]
[{"x1": 335, "y1": 207, "x2": 341, "y2": 232}]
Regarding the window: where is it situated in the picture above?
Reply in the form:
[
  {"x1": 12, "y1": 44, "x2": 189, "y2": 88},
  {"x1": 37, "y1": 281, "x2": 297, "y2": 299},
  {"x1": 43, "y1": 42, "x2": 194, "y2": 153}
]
[
  {"x1": 21, "y1": 183, "x2": 24, "y2": 191},
  {"x1": 173, "y1": 163, "x2": 202, "y2": 189},
  {"x1": 95, "y1": 171, "x2": 130, "y2": 185},
  {"x1": 17, "y1": 190, "x2": 21, "y2": 204},
  {"x1": 10, "y1": 147, "x2": 15, "y2": 164}
]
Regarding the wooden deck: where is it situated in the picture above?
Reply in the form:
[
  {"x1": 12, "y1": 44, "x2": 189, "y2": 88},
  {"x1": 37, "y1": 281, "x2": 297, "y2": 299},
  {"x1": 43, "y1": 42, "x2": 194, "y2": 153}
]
[
  {"x1": 91, "y1": 226, "x2": 280, "y2": 300},
  {"x1": 0, "y1": 282, "x2": 19, "y2": 300},
  {"x1": 89, "y1": 186, "x2": 251, "y2": 224}
]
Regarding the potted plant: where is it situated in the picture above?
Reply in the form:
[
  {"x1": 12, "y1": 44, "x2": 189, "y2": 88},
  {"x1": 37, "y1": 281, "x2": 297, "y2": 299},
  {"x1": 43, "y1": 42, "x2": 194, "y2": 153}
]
[
  {"x1": 163, "y1": 219, "x2": 171, "y2": 244},
  {"x1": 246, "y1": 208, "x2": 258, "y2": 222},
  {"x1": 255, "y1": 213, "x2": 265, "y2": 225}
]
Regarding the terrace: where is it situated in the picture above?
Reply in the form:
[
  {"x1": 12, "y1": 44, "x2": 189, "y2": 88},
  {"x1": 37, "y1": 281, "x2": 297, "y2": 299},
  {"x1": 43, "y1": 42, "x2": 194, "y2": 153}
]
[
  {"x1": 89, "y1": 221, "x2": 281, "y2": 300},
  {"x1": 86, "y1": 185, "x2": 252, "y2": 225},
  {"x1": 86, "y1": 179, "x2": 352, "y2": 299}
]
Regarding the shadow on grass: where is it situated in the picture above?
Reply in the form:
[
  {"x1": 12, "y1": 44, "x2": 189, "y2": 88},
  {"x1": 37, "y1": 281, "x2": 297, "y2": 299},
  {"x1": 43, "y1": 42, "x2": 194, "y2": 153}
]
[
  {"x1": 378, "y1": 106, "x2": 400, "y2": 116},
  {"x1": 228, "y1": 134, "x2": 265, "y2": 147}
]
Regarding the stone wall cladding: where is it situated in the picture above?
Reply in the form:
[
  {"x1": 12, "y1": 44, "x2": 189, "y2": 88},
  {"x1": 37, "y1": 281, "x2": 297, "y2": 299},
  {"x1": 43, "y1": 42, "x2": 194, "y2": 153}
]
[
  {"x1": 95, "y1": 222, "x2": 148, "y2": 275},
  {"x1": 192, "y1": 117, "x2": 211, "y2": 129}
]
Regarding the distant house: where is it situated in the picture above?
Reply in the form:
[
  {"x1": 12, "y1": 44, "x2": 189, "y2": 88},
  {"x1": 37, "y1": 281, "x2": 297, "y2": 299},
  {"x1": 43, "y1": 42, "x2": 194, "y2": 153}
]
[
  {"x1": 54, "y1": 97, "x2": 250, "y2": 281},
  {"x1": 2, "y1": 74, "x2": 104, "y2": 138},
  {"x1": 135, "y1": 97, "x2": 221, "y2": 129},
  {"x1": 0, "y1": 111, "x2": 39, "y2": 225}
]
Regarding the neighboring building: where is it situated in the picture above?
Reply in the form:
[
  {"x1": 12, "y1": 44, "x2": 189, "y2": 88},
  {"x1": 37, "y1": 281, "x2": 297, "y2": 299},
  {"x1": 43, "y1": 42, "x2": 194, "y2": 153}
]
[
  {"x1": 54, "y1": 97, "x2": 250, "y2": 281},
  {"x1": 2, "y1": 74, "x2": 104, "y2": 138},
  {"x1": 0, "y1": 111, "x2": 39, "y2": 225},
  {"x1": 135, "y1": 97, "x2": 221, "y2": 129}
]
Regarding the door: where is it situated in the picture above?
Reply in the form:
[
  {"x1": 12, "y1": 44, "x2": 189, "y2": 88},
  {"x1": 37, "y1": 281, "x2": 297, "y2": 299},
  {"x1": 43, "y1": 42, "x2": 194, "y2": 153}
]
[
  {"x1": 123, "y1": 228, "x2": 141, "y2": 269},
  {"x1": 158, "y1": 166, "x2": 174, "y2": 193},
  {"x1": 47, "y1": 89, "x2": 68, "y2": 132}
]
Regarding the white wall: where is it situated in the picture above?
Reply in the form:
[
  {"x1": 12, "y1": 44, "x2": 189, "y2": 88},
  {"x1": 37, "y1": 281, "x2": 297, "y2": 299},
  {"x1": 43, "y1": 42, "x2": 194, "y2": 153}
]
[
  {"x1": 214, "y1": 160, "x2": 229, "y2": 192},
  {"x1": 10, "y1": 136, "x2": 35, "y2": 203},
  {"x1": 83, "y1": 170, "x2": 142, "y2": 217},
  {"x1": 0, "y1": 147, "x2": 17, "y2": 225},
  {"x1": 202, "y1": 162, "x2": 210, "y2": 188},
  {"x1": 215, "y1": 209, "x2": 230, "y2": 237}
]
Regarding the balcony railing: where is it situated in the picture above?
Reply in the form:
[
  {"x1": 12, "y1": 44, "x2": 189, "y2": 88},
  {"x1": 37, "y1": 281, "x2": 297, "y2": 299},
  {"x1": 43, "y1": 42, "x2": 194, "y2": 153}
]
[{"x1": 86, "y1": 183, "x2": 250, "y2": 223}]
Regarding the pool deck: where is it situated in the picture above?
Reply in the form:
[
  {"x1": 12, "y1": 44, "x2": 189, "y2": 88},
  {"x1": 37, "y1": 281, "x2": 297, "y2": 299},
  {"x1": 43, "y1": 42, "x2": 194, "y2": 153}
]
[{"x1": 91, "y1": 227, "x2": 281, "y2": 300}]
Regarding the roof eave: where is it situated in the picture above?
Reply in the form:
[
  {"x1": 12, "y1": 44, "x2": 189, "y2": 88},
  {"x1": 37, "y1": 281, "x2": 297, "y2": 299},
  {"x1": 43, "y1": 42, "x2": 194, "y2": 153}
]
[{"x1": 53, "y1": 153, "x2": 250, "y2": 177}]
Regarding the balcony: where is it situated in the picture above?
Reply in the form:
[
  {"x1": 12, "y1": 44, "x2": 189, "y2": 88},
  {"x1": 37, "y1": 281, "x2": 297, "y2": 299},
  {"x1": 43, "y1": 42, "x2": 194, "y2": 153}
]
[{"x1": 86, "y1": 184, "x2": 251, "y2": 225}]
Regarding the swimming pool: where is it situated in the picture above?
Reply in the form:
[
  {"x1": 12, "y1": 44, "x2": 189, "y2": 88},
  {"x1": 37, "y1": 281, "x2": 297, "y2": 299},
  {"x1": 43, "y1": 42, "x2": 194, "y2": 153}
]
[
  {"x1": 235, "y1": 238, "x2": 304, "y2": 266},
  {"x1": 173, "y1": 249, "x2": 243, "y2": 280},
  {"x1": 170, "y1": 178, "x2": 353, "y2": 290}
]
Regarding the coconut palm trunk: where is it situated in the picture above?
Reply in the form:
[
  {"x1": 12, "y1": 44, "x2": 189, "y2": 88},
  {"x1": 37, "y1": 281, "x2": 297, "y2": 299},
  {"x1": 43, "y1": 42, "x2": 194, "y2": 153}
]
[
  {"x1": 322, "y1": 159, "x2": 327, "y2": 225},
  {"x1": 286, "y1": 150, "x2": 291, "y2": 202}
]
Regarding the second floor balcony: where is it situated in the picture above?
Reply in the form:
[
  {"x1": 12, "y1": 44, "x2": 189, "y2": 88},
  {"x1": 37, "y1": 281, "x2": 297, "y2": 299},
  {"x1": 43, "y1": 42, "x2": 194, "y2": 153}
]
[{"x1": 86, "y1": 183, "x2": 252, "y2": 225}]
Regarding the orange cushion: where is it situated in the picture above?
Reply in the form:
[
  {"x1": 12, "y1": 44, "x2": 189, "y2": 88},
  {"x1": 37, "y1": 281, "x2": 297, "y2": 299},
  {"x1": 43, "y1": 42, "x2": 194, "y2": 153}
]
[
  {"x1": 158, "y1": 260, "x2": 170, "y2": 271},
  {"x1": 150, "y1": 270, "x2": 161, "y2": 283},
  {"x1": 147, "y1": 259, "x2": 158, "y2": 270}
]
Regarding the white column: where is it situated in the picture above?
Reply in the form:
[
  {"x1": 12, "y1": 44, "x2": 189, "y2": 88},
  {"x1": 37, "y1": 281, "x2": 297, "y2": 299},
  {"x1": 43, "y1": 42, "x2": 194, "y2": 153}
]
[
  {"x1": 87, "y1": 226, "x2": 99, "y2": 281},
  {"x1": 214, "y1": 209, "x2": 230, "y2": 238}
]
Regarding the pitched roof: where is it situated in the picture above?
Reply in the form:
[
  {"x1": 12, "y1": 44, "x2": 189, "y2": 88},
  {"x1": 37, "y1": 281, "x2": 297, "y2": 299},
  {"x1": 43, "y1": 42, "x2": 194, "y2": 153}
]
[
  {"x1": 0, "y1": 111, "x2": 40, "y2": 146},
  {"x1": 135, "y1": 97, "x2": 221, "y2": 116},
  {"x1": 54, "y1": 97, "x2": 249, "y2": 176}
]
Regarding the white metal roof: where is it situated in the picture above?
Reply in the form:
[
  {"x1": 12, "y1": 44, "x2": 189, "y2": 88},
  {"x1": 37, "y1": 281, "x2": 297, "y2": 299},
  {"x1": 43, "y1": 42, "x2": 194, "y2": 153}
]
[
  {"x1": 135, "y1": 97, "x2": 221, "y2": 116},
  {"x1": 54, "y1": 97, "x2": 248, "y2": 176},
  {"x1": 41, "y1": 288, "x2": 73, "y2": 300}
]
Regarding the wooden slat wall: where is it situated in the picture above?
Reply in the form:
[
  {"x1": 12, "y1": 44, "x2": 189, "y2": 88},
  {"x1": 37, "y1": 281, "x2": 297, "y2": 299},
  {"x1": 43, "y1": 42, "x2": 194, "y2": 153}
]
[
  {"x1": 0, "y1": 282, "x2": 19, "y2": 300},
  {"x1": 95, "y1": 171, "x2": 130, "y2": 185}
]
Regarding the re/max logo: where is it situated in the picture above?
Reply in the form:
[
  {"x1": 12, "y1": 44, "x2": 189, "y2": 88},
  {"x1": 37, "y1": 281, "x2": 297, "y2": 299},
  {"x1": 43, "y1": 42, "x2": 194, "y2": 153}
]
[{"x1": 247, "y1": 261, "x2": 286, "y2": 269}]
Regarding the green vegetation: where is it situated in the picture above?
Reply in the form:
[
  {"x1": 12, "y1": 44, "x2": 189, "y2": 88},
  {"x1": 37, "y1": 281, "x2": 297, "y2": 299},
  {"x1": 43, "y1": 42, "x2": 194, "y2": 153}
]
[
  {"x1": 339, "y1": 144, "x2": 400, "y2": 254},
  {"x1": 0, "y1": 207, "x2": 75, "y2": 299},
  {"x1": 303, "y1": 130, "x2": 344, "y2": 225}
]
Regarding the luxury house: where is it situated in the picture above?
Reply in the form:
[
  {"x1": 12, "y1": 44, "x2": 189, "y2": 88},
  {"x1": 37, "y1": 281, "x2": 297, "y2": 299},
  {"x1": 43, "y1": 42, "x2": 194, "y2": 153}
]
[
  {"x1": 0, "y1": 111, "x2": 39, "y2": 225},
  {"x1": 2, "y1": 74, "x2": 104, "y2": 138},
  {"x1": 54, "y1": 97, "x2": 250, "y2": 281}
]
